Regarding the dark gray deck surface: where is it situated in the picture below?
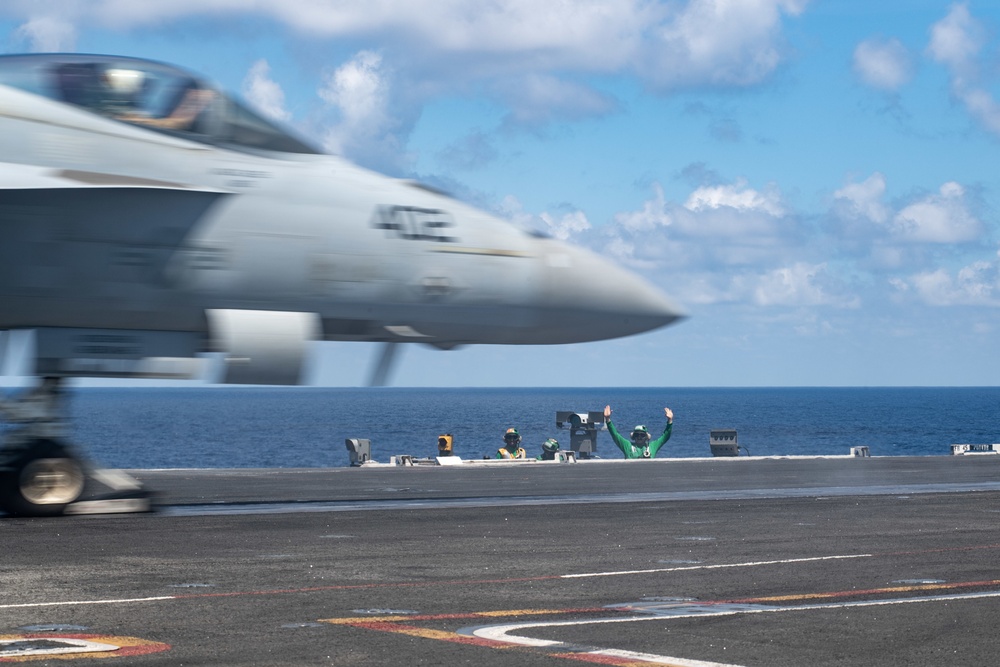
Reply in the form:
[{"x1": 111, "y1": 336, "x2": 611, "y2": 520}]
[{"x1": 4, "y1": 456, "x2": 1000, "y2": 666}]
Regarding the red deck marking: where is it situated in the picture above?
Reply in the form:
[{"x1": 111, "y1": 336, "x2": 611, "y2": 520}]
[
  {"x1": 721, "y1": 578, "x2": 1000, "y2": 605},
  {"x1": 0, "y1": 634, "x2": 170, "y2": 662},
  {"x1": 550, "y1": 653, "x2": 674, "y2": 666},
  {"x1": 170, "y1": 574, "x2": 561, "y2": 600},
  {"x1": 344, "y1": 622, "x2": 507, "y2": 648}
]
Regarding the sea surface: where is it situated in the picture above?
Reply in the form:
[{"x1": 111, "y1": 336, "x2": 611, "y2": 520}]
[{"x1": 8, "y1": 386, "x2": 991, "y2": 469}]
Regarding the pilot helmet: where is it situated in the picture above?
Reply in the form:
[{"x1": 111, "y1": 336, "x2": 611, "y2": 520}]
[
  {"x1": 542, "y1": 438, "x2": 560, "y2": 453},
  {"x1": 504, "y1": 428, "x2": 521, "y2": 446}
]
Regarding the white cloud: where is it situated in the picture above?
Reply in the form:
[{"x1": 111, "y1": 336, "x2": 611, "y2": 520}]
[
  {"x1": 2, "y1": 1, "x2": 806, "y2": 124},
  {"x1": 891, "y1": 181, "x2": 981, "y2": 244},
  {"x1": 909, "y1": 261, "x2": 1000, "y2": 306},
  {"x1": 751, "y1": 262, "x2": 859, "y2": 307},
  {"x1": 539, "y1": 210, "x2": 592, "y2": 241},
  {"x1": 320, "y1": 51, "x2": 388, "y2": 134},
  {"x1": 497, "y1": 195, "x2": 535, "y2": 230},
  {"x1": 3, "y1": 1, "x2": 802, "y2": 76},
  {"x1": 958, "y1": 87, "x2": 1000, "y2": 135},
  {"x1": 641, "y1": 0, "x2": 807, "y2": 89},
  {"x1": 242, "y1": 60, "x2": 291, "y2": 122},
  {"x1": 613, "y1": 183, "x2": 672, "y2": 232},
  {"x1": 661, "y1": 261, "x2": 859, "y2": 309},
  {"x1": 927, "y1": 2, "x2": 982, "y2": 70},
  {"x1": 317, "y1": 50, "x2": 411, "y2": 170},
  {"x1": 853, "y1": 37, "x2": 913, "y2": 92},
  {"x1": 927, "y1": 3, "x2": 1000, "y2": 137},
  {"x1": 599, "y1": 180, "x2": 825, "y2": 306},
  {"x1": 684, "y1": 179, "x2": 785, "y2": 216},
  {"x1": 607, "y1": 179, "x2": 789, "y2": 258},
  {"x1": 833, "y1": 172, "x2": 889, "y2": 224},
  {"x1": 497, "y1": 195, "x2": 591, "y2": 241},
  {"x1": 13, "y1": 16, "x2": 76, "y2": 51},
  {"x1": 831, "y1": 174, "x2": 983, "y2": 249}
]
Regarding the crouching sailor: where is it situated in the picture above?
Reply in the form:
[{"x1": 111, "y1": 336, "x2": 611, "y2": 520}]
[{"x1": 536, "y1": 438, "x2": 561, "y2": 461}]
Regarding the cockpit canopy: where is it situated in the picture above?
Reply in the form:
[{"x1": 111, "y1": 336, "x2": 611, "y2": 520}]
[{"x1": 0, "y1": 54, "x2": 319, "y2": 155}]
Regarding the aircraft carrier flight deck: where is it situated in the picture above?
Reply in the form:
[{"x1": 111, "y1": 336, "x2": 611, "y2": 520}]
[{"x1": 5, "y1": 455, "x2": 1000, "y2": 666}]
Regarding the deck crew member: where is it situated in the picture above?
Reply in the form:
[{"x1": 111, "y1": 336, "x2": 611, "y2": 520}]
[
  {"x1": 496, "y1": 428, "x2": 527, "y2": 459},
  {"x1": 536, "y1": 438, "x2": 560, "y2": 461},
  {"x1": 603, "y1": 404, "x2": 673, "y2": 459}
]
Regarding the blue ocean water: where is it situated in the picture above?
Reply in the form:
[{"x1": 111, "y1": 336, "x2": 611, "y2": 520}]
[{"x1": 39, "y1": 386, "x2": 1000, "y2": 469}]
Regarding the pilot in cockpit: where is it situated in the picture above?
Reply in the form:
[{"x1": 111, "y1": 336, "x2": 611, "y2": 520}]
[
  {"x1": 112, "y1": 71, "x2": 214, "y2": 132},
  {"x1": 54, "y1": 62, "x2": 212, "y2": 132}
]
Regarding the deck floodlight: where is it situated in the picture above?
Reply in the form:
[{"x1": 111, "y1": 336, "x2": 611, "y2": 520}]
[{"x1": 709, "y1": 429, "x2": 740, "y2": 457}]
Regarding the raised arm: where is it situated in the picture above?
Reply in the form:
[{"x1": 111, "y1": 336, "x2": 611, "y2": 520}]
[
  {"x1": 604, "y1": 405, "x2": 631, "y2": 454},
  {"x1": 649, "y1": 407, "x2": 674, "y2": 456}
]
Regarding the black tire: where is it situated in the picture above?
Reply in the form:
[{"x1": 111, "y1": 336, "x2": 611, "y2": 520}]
[{"x1": 0, "y1": 440, "x2": 85, "y2": 517}]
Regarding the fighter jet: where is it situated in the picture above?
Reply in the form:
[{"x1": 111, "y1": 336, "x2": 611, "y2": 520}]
[{"x1": 0, "y1": 54, "x2": 684, "y2": 515}]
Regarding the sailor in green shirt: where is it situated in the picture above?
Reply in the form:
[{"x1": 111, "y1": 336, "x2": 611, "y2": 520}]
[{"x1": 603, "y1": 404, "x2": 673, "y2": 459}]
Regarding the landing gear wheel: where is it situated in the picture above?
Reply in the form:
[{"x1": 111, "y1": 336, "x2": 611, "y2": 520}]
[{"x1": 0, "y1": 441, "x2": 85, "y2": 517}]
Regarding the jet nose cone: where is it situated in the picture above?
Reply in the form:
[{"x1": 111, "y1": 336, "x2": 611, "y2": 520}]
[
  {"x1": 538, "y1": 243, "x2": 686, "y2": 343},
  {"x1": 609, "y1": 267, "x2": 687, "y2": 331}
]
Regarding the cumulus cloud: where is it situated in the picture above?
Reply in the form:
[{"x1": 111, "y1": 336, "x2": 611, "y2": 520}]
[
  {"x1": 540, "y1": 210, "x2": 592, "y2": 241},
  {"x1": 685, "y1": 179, "x2": 785, "y2": 216},
  {"x1": 2, "y1": 0, "x2": 806, "y2": 133},
  {"x1": 1, "y1": 1, "x2": 804, "y2": 73},
  {"x1": 833, "y1": 172, "x2": 889, "y2": 224},
  {"x1": 853, "y1": 37, "x2": 913, "y2": 92},
  {"x1": 927, "y1": 3, "x2": 1000, "y2": 136},
  {"x1": 534, "y1": 170, "x2": 988, "y2": 313},
  {"x1": 927, "y1": 2, "x2": 983, "y2": 70},
  {"x1": 596, "y1": 179, "x2": 861, "y2": 307},
  {"x1": 610, "y1": 179, "x2": 789, "y2": 252},
  {"x1": 242, "y1": 60, "x2": 291, "y2": 122},
  {"x1": 891, "y1": 182, "x2": 981, "y2": 244},
  {"x1": 640, "y1": 0, "x2": 808, "y2": 90},
  {"x1": 613, "y1": 183, "x2": 672, "y2": 233},
  {"x1": 320, "y1": 51, "x2": 388, "y2": 136},
  {"x1": 12, "y1": 15, "x2": 76, "y2": 51},
  {"x1": 751, "y1": 262, "x2": 859, "y2": 307},
  {"x1": 907, "y1": 261, "x2": 1000, "y2": 306},
  {"x1": 317, "y1": 50, "x2": 413, "y2": 171},
  {"x1": 831, "y1": 173, "x2": 982, "y2": 246},
  {"x1": 497, "y1": 195, "x2": 591, "y2": 241}
]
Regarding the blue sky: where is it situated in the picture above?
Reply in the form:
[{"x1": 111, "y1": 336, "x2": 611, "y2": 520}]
[{"x1": 2, "y1": 1, "x2": 999, "y2": 387}]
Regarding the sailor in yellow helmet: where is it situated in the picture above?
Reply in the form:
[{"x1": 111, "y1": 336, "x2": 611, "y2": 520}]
[{"x1": 496, "y1": 427, "x2": 527, "y2": 459}]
